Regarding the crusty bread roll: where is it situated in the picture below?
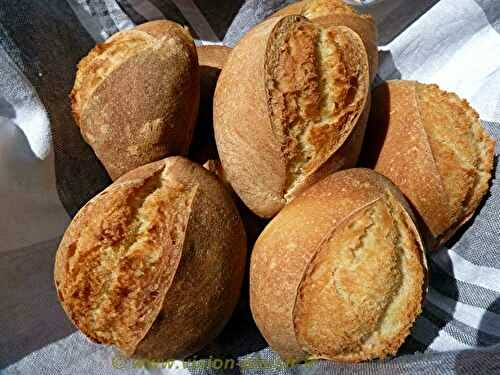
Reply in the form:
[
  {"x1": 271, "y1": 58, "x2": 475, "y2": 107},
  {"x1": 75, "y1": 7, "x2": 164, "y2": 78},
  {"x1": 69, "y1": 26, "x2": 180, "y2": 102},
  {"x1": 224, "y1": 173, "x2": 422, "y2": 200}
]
[
  {"x1": 250, "y1": 168, "x2": 426, "y2": 363},
  {"x1": 54, "y1": 157, "x2": 246, "y2": 359},
  {"x1": 214, "y1": 15, "x2": 370, "y2": 218},
  {"x1": 269, "y1": 0, "x2": 378, "y2": 82},
  {"x1": 190, "y1": 45, "x2": 231, "y2": 164},
  {"x1": 363, "y1": 80, "x2": 495, "y2": 248},
  {"x1": 71, "y1": 21, "x2": 200, "y2": 180}
]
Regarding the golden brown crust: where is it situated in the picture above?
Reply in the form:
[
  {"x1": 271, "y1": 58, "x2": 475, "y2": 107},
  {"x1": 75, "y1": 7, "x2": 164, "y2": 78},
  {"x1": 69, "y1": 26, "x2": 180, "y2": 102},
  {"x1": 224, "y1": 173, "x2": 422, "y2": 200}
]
[
  {"x1": 55, "y1": 157, "x2": 246, "y2": 359},
  {"x1": 214, "y1": 15, "x2": 369, "y2": 218},
  {"x1": 249, "y1": 168, "x2": 426, "y2": 362},
  {"x1": 415, "y1": 83, "x2": 496, "y2": 244},
  {"x1": 291, "y1": 92, "x2": 371, "y2": 206},
  {"x1": 277, "y1": 19, "x2": 369, "y2": 197},
  {"x1": 363, "y1": 80, "x2": 495, "y2": 248},
  {"x1": 294, "y1": 197, "x2": 423, "y2": 362},
  {"x1": 269, "y1": 0, "x2": 378, "y2": 82},
  {"x1": 364, "y1": 81, "x2": 451, "y2": 236},
  {"x1": 214, "y1": 17, "x2": 287, "y2": 218},
  {"x1": 71, "y1": 21, "x2": 200, "y2": 180},
  {"x1": 266, "y1": 21, "x2": 370, "y2": 200}
]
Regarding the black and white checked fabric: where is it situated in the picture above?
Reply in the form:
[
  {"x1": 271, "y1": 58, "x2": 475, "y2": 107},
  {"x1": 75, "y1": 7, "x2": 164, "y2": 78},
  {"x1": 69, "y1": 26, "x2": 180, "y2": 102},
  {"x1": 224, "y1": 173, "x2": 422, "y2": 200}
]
[{"x1": 1, "y1": 0, "x2": 500, "y2": 374}]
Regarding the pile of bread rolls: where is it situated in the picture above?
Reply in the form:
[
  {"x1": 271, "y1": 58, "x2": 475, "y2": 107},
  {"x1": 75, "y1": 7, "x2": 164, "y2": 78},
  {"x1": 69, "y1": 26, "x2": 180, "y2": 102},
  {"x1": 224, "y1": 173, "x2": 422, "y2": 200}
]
[{"x1": 55, "y1": 0, "x2": 495, "y2": 364}]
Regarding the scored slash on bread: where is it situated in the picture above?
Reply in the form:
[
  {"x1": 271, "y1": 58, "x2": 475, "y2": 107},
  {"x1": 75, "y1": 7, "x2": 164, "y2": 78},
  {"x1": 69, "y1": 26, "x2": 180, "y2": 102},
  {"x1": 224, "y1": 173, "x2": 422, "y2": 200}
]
[
  {"x1": 71, "y1": 21, "x2": 200, "y2": 180},
  {"x1": 250, "y1": 169, "x2": 427, "y2": 362},
  {"x1": 214, "y1": 15, "x2": 370, "y2": 218},
  {"x1": 268, "y1": 0, "x2": 378, "y2": 83},
  {"x1": 54, "y1": 157, "x2": 247, "y2": 360},
  {"x1": 363, "y1": 80, "x2": 495, "y2": 248}
]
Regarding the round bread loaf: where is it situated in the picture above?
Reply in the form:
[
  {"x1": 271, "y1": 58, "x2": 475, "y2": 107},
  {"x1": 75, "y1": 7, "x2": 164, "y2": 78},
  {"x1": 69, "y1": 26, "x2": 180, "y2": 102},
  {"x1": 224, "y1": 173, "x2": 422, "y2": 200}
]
[
  {"x1": 363, "y1": 80, "x2": 496, "y2": 248},
  {"x1": 71, "y1": 21, "x2": 200, "y2": 180},
  {"x1": 190, "y1": 45, "x2": 231, "y2": 164},
  {"x1": 250, "y1": 168, "x2": 426, "y2": 363},
  {"x1": 214, "y1": 15, "x2": 370, "y2": 218},
  {"x1": 54, "y1": 157, "x2": 246, "y2": 359},
  {"x1": 269, "y1": 0, "x2": 378, "y2": 82}
]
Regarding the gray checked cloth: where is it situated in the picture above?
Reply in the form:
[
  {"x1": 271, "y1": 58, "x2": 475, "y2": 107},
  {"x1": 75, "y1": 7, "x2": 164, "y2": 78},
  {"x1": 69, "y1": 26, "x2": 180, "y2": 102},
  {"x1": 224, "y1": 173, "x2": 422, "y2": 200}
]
[{"x1": 1, "y1": 0, "x2": 500, "y2": 374}]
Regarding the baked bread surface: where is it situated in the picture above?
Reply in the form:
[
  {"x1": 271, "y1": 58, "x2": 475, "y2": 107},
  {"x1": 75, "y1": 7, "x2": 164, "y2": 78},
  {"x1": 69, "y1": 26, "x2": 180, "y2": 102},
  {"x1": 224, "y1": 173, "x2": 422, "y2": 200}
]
[
  {"x1": 71, "y1": 20, "x2": 200, "y2": 180},
  {"x1": 364, "y1": 80, "x2": 495, "y2": 246},
  {"x1": 214, "y1": 15, "x2": 369, "y2": 218},
  {"x1": 250, "y1": 168, "x2": 426, "y2": 362},
  {"x1": 54, "y1": 157, "x2": 246, "y2": 359},
  {"x1": 270, "y1": 0, "x2": 378, "y2": 82}
]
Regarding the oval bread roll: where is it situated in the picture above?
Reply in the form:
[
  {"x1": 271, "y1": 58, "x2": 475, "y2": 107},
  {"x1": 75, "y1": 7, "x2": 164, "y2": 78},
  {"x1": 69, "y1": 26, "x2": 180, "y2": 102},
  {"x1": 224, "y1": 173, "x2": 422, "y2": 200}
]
[
  {"x1": 71, "y1": 21, "x2": 200, "y2": 180},
  {"x1": 269, "y1": 0, "x2": 378, "y2": 82},
  {"x1": 54, "y1": 157, "x2": 246, "y2": 359},
  {"x1": 363, "y1": 80, "x2": 495, "y2": 248},
  {"x1": 214, "y1": 15, "x2": 370, "y2": 218},
  {"x1": 250, "y1": 169, "x2": 426, "y2": 363}
]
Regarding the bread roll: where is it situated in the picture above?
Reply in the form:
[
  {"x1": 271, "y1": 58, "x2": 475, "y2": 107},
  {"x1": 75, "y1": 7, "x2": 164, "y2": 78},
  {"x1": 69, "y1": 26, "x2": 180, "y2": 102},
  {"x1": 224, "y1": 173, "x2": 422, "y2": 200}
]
[
  {"x1": 214, "y1": 15, "x2": 370, "y2": 218},
  {"x1": 363, "y1": 80, "x2": 495, "y2": 248},
  {"x1": 71, "y1": 21, "x2": 200, "y2": 180},
  {"x1": 190, "y1": 45, "x2": 231, "y2": 164},
  {"x1": 250, "y1": 168, "x2": 426, "y2": 362},
  {"x1": 269, "y1": 0, "x2": 378, "y2": 82},
  {"x1": 54, "y1": 157, "x2": 246, "y2": 359}
]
